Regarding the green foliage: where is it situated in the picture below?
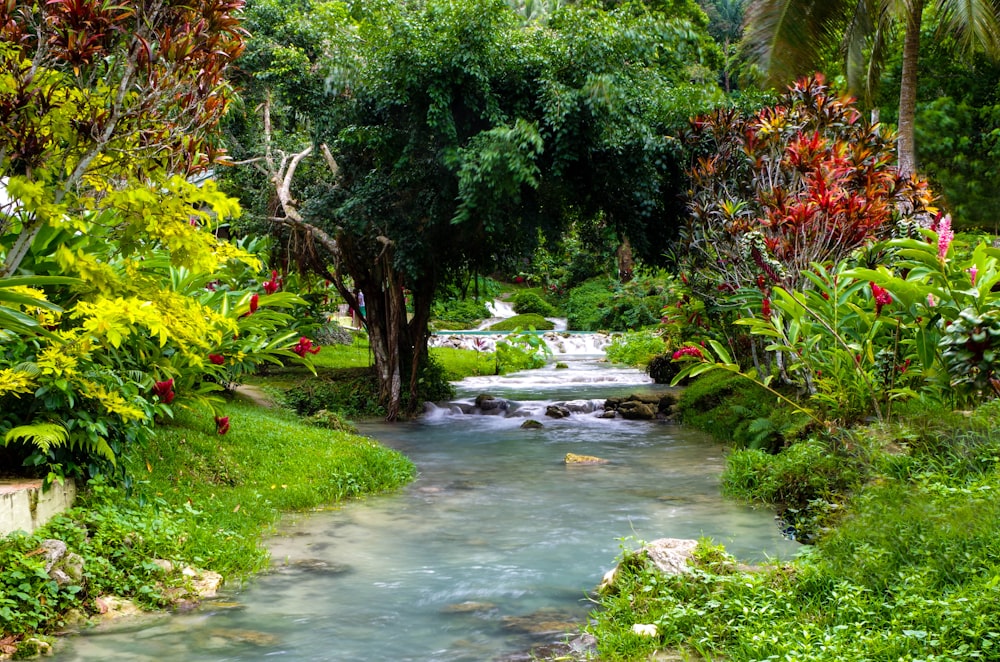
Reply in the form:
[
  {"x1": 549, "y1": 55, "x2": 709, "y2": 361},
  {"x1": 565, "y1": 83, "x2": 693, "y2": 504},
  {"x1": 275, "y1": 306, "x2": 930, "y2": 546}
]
[
  {"x1": 428, "y1": 347, "x2": 495, "y2": 381},
  {"x1": 430, "y1": 298, "x2": 491, "y2": 328},
  {"x1": 605, "y1": 331, "x2": 666, "y2": 367},
  {"x1": 0, "y1": 399, "x2": 414, "y2": 638},
  {"x1": 224, "y1": 0, "x2": 725, "y2": 417},
  {"x1": 510, "y1": 291, "x2": 557, "y2": 317},
  {"x1": 494, "y1": 329, "x2": 552, "y2": 373},
  {"x1": 284, "y1": 368, "x2": 383, "y2": 419},
  {"x1": 487, "y1": 314, "x2": 555, "y2": 331},
  {"x1": 675, "y1": 371, "x2": 808, "y2": 450},
  {"x1": 565, "y1": 274, "x2": 669, "y2": 331}
]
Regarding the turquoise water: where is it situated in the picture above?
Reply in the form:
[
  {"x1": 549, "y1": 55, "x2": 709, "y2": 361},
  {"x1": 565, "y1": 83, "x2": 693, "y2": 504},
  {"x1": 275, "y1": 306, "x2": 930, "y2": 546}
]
[{"x1": 56, "y1": 360, "x2": 799, "y2": 661}]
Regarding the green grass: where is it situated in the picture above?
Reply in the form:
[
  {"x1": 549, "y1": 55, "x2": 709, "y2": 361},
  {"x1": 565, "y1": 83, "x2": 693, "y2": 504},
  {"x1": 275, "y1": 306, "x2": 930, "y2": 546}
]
[
  {"x1": 0, "y1": 399, "x2": 414, "y2": 642},
  {"x1": 429, "y1": 346, "x2": 495, "y2": 380},
  {"x1": 127, "y1": 400, "x2": 414, "y2": 576},
  {"x1": 590, "y1": 401, "x2": 1000, "y2": 661}
]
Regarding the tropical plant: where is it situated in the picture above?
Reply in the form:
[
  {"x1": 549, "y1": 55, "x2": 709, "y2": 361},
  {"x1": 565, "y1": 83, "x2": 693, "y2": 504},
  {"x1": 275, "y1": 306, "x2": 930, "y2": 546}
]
[
  {"x1": 743, "y1": 0, "x2": 1000, "y2": 176},
  {"x1": 605, "y1": 331, "x2": 667, "y2": 367},
  {"x1": 682, "y1": 75, "x2": 935, "y2": 306},
  {"x1": 495, "y1": 329, "x2": 552, "y2": 374}
]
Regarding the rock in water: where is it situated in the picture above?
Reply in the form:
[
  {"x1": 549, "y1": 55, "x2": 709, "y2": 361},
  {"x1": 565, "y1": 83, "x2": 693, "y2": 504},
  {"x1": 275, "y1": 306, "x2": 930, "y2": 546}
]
[{"x1": 565, "y1": 453, "x2": 608, "y2": 465}]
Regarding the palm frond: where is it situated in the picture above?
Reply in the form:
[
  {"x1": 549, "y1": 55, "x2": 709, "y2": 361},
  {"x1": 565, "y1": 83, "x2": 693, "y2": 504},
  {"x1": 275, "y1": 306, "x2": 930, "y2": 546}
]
[
  {"x1": 743, "y1": 0, "x2": 858, "y2": 86},
  {"x1": 936, "y1": 0, "x2": 1000, "y2": 55}
]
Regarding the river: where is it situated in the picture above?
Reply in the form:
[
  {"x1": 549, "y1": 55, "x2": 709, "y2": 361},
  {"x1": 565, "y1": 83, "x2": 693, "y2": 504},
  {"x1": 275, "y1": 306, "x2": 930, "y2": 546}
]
[{"x1": 56, "y1": 358, "x2": 799, "y2": 661}]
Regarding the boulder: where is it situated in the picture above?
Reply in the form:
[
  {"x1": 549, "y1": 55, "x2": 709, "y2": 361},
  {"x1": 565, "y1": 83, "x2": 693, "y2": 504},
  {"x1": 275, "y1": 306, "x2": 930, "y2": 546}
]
[
  {"x1": 545, "y1": 405, "x2": 571, "y2": 419},
  {"x1": 94, "y1": 595, "x2": 142, "y2": 620},
  {"x1": 564, "y1": 400, "x2": 597, "y2": 414},
  {"x1": 599, "y1": 538, "x2": 698, "y2": 592},
  {"x1": 617, "y1": 401, "x2": 656, "y2": 420},
  {"x1": 520, "y1": 419, "x2": 544, "y2": 429},
  {"x1": 182, "y1": 567, "x2": 223, "y2": 598},
  {"x1": 474, "y1": 394, "x2": 508, "y2": 414}
]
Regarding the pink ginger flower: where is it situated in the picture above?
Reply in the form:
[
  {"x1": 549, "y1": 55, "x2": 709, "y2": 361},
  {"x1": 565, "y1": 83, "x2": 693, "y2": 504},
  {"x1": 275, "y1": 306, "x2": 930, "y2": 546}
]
[
  {"x1": 927, "y1": 293, "x2": 936, "y2": 308},
  {"x1": 937, "y1": 214, "x2": 954, "y2": 260},
  {"x1": 969, "y1": 266, "x2": 978, "y2": 286}
]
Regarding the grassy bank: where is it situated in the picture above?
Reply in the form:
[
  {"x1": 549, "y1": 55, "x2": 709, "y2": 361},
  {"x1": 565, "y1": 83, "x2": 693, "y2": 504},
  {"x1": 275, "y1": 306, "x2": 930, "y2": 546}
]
[
  {"x1": 587, "y1": 379, "x2": 1000, "y2": 660},
  {"x1": 0, "y1": 398, "x2": 414, "y2": 644}
]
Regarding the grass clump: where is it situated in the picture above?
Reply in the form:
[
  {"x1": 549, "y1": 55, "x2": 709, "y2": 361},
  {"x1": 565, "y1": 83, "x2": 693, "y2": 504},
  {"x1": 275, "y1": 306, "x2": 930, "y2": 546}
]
[{"x1": 487, "y1": 314, "x2": 554, "y2": 331}]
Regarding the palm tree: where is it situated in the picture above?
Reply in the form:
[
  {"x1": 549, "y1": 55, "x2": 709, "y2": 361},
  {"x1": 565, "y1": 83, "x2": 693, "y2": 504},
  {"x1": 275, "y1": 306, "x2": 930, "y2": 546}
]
[{"x1": 743, "y1": 0, "x2": 1000, "y2": 176}]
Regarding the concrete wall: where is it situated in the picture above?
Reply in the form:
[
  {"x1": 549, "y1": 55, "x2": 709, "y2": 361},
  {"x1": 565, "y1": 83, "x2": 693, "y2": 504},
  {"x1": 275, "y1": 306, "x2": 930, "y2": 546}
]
[{"x1": 0, "y1": 479, "x2": 76, "y2": 536}]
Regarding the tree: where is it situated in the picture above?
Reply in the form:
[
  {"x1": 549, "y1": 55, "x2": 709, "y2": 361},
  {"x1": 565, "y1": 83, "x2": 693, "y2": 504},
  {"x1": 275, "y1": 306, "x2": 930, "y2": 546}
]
[
  {"x1": 223, "y1": 0, "x2": 723, "y2": 419},
  {"x1": 743, "y1": 0, "x2": 1000, "y2": 176},
  {"x1": 0, "y1": 0, "x2": 313, "y2": 478}
]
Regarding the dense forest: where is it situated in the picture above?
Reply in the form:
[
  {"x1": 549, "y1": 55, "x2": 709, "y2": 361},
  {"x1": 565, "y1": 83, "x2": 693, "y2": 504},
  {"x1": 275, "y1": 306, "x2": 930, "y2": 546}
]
[{"x1": 5, "y1": 0, "x2": 1000, "y2": 659}]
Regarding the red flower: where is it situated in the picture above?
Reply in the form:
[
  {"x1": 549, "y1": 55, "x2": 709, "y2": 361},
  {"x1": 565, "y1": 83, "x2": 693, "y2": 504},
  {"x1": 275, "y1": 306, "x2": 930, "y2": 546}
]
[
  {"x1": 153, "y1": 379, "x2": 175, "y2": 404},
  {"x1": 672, "y1": 345, "x2": 705, "y2": 361},
  {"x1": 249, "y1": 292, "x2": 259, "y2": 314},
  {"x1": 292, "y1": 337, "x2": 321, "y2": 357},
  {"x1": 214, "y1": 415, "x2": 230, "y2": 435},
  {"x1": 514, "y1": 276, "x2": 525, "y2": 284},
  {"x1": 263, "y1": 270, "x2": 282, "y2": 295},
  {"x1": 870, "y1": 282, "x2": 892, "y2": 316},
  {"x1": 209, "y1": 353, "x2": 225, "y2": 365},
  {"x1": 761, "y1": 298, "x2": 772, "y2": 318}
]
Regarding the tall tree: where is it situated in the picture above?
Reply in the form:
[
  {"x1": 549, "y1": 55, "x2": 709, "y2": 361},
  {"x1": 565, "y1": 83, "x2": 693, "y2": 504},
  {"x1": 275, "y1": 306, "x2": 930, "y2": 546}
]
[
  {"x1": 743, "y1": 0, "x2": 1000, "y2": 176},
  {"x1": 224, "y1": 0, "x2": 723, "y2": 419}
]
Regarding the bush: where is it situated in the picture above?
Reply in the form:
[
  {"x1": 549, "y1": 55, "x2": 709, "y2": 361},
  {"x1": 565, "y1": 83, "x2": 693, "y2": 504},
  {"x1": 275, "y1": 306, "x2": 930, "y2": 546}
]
[
  {"x1": 511, "y1": 291, "x2": 557, "y2": 317},
  {"x1": 487, "y1": 314, "x2": 554, "y2": 331},
  {"x1": 284, "y1": 368, "x2": 383, "y2": 418},
  {"x1": 605, "y1": 331, "x2": 666, "y2": 367},
  {"x1": 430, "y1": 298, "x2": 491, "y2": 326},
  {"x1": 564, "y1": 275, "x2": 668, "y2": 331}
]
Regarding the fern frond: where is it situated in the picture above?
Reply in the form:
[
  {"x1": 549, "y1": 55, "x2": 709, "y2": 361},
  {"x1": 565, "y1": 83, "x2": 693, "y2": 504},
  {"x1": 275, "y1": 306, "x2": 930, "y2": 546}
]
[{"x1": 4, "y1": 422, "x2": 69, "y2": 453}]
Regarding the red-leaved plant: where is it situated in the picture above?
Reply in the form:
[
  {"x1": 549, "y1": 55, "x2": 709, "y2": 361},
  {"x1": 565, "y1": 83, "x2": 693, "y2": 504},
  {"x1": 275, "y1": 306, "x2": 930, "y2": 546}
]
[{"x1": 681, "y1": 75, "x2": 934, "y2": 301}]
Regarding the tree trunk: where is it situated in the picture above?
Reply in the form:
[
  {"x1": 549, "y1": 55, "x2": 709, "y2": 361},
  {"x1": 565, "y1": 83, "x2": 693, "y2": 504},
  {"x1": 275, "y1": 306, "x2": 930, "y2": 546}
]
[{"x1": 897, "y1": 0, "x2": 923, "y2": 178}]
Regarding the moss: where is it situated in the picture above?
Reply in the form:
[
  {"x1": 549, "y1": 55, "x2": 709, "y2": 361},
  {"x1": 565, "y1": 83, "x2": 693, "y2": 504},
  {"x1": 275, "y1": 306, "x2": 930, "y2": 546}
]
[{"x1": 486, "y1": 314, "x2": 555, "y2": 331}]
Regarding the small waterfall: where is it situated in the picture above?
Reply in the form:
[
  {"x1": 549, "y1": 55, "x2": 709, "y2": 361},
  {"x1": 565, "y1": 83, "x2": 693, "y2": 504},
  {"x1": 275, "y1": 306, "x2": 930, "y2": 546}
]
[{"x1": 429, "y1": 331, "x2": 614, "y2": 356}]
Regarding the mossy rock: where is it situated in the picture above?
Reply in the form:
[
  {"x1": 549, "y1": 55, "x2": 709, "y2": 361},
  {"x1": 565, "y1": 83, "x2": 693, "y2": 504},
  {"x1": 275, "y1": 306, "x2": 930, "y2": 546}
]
[{"x1": 486, "y1": 314, "x2": 555, "y2": 331}]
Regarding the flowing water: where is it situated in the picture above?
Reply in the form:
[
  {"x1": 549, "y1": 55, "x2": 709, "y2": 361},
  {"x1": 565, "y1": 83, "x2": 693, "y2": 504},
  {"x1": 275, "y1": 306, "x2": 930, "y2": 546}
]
[{"x1": 56, "y1": 358, "x2": 800, "y2": 662}]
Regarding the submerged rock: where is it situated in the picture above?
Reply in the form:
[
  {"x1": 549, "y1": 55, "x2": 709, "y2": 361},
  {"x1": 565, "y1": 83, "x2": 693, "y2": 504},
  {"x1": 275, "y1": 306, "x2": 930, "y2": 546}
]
[
  {"x1": 565, "y1": 453, "x2": 608, "y2": 465},
  {"x1": 521, "y1": 419, "x2": 544, "y2": 429},
  {"x1": 501, "y1": 608, "x2": 581, "y2": 635},
  {"x1": 440, "y1": 601, "x2": 497, "y2": 614}
]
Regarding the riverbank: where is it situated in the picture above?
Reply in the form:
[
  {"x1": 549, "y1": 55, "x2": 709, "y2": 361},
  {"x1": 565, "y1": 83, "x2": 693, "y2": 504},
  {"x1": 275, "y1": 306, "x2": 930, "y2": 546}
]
[
  {"x1": 585, "y1": 373, "x2": 1000, "y2": 660},
  {"x1": 0, "y1": 396, "x2": 414, "y2": 656}
]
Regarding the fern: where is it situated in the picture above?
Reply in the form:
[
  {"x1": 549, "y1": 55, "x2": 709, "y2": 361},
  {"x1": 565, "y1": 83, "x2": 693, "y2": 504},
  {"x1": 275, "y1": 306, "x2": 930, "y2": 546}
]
[{"x1": 4, "y1": 422, "x2": 69, "y2": 454}]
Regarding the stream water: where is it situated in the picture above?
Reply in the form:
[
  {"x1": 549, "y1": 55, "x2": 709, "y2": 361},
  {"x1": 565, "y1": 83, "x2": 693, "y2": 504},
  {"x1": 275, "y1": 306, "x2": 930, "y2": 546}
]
[{"x1": 56, "y1": 358, "x2": 800, "y2": 662}]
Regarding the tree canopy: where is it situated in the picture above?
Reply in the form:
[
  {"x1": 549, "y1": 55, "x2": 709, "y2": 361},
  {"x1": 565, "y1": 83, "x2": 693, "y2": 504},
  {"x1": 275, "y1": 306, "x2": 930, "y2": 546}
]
[{"x1": 223, "y1": 0, "x2": 725, "y2": 418}]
